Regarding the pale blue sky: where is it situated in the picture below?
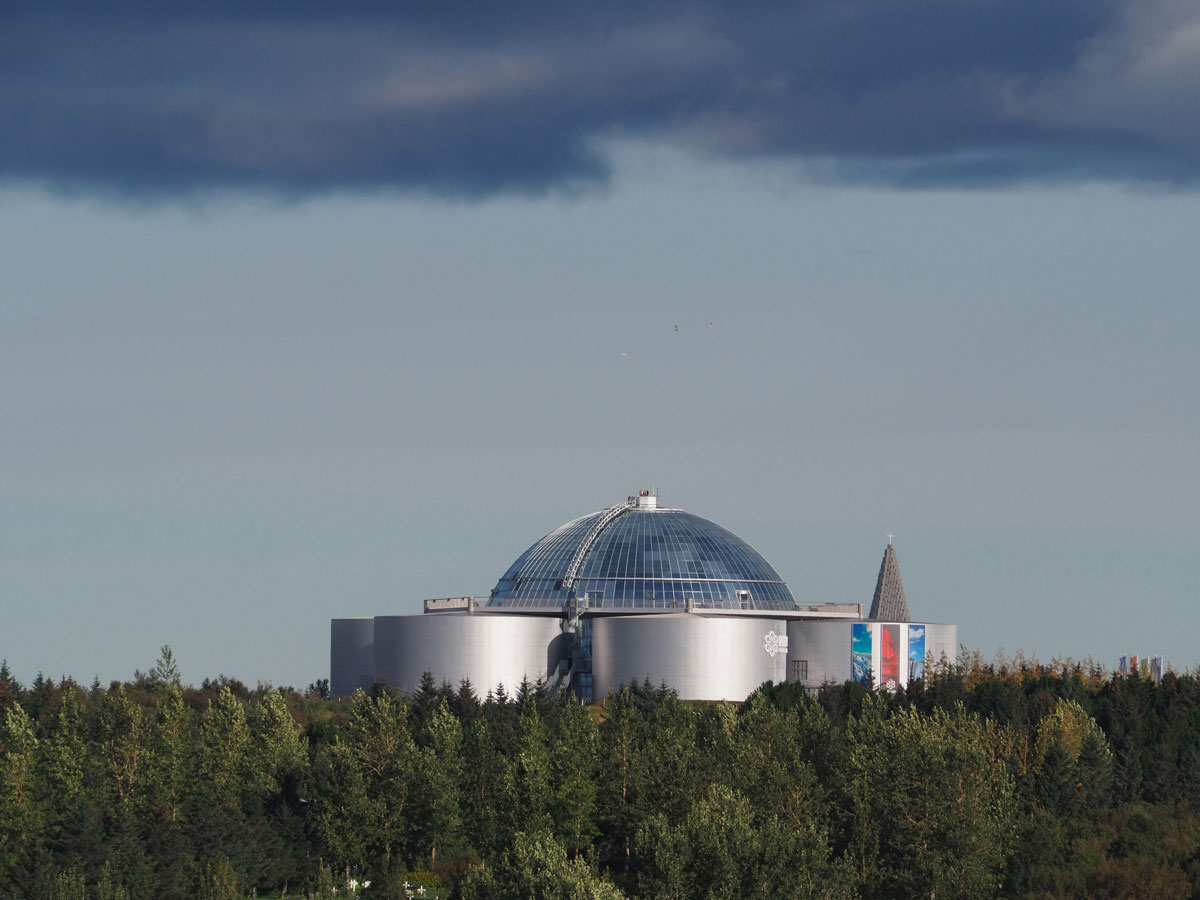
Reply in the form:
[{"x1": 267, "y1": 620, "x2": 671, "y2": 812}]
[
  {"x1": 3, "y1": 143, "x2": 1198, "y2": 687},
  {"x1": 5, "y1": 0, "x2": 1200, "y2": 686}
]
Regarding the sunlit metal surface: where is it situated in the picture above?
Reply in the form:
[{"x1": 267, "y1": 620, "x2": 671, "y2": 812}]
[
  {"x1": 590, "y1": 614, "x2": 790, "y2": 701},
  {"x1": 372, "y1": 612, "x2": 566, "y2": 697}
]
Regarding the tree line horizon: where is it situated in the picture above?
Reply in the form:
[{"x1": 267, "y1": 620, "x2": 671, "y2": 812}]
[{"x1": 3, "y1": 645, "x2": 1199, "y2": 900}]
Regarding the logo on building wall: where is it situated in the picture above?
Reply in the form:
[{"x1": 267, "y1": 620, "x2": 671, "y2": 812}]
[{"x1": 763, "y1": 630, "x2": 788, "y2": 658}]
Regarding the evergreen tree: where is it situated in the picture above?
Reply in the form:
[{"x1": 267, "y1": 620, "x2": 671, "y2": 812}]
[
  {"x1": 316, "y1": 690, "x2": 415, "y2": 877},
  {"x1": 453, "y1": 678, "x2": 481, "y2": 721},
  {"x1": 845, "y1": 700, "x2": 1016, "y2": 900},
  {"x1": 186, "y1": 686, "x2": 257, "y2": 886},
  {"x1": 412, "y1": 671, "x2": 440, "y2": 731},
  {"x1": 150, "y1": 646, "x2": 182, "y2": 690},
  {"x1": 510, "y1": 696, "x2": 553, "y2": 837},
  {"x1": 26, "y1": 671, "x2": 61, "y2": 726},
  {"x1": 38, "y1": 685, "x2": 88, "y2": 819},
  {"x1": 98, "y1": 838, "x2": 155, "y2": 900},
  {"x1": 0, "y1": 703, "x2": 44, "y2": 896},
  {"x1": 634, "y1": 813, "x2": 688, "y2": 900},
  {"x1": 146, "y1": 684, "x2": 190, "y2": 825},
  {"x1": 91, "y1": 685, "x2": 149, "y2": 826},
  {"x1": 37, "y1": 685, "x2": 104, "y2": 884},
  {"x1": 195, "y1": 685, "x2": 252, "y2": 811},
  {"x1": 314, "y1": 859, "x2": 337, "y2": 900},
  {"x1": 138, "y1": 683, "x2": 192, "y2": 898},
  {"x1": 551, "y1": 696, "x2": 599, "y2": 857},
  {"x1": 412, "y1": 699, "x2": 463, "y2": 867},
  {"x1": 184, "y1": 856, "x2": 241, "y2": 900},
  {"x1": 248, "y1": 689, "x2": 308, "y2": 798},
  {"x1": 459, "y1": 831, "x2": 626, "y2": 900},
  {"x1": 96, "y1": 859, "x2": 132, "y2": 900},
  {"x1": 637, "y1": 784, "x2": 759, "y2": 900},
  {"x1": 636, "y1": 691, "x2": 704, "y2": 825},
  {"x1": 0, "y1": 660, "x2": 21, "y2": 710},
  {"x1": 459, "y1": 716, "x2": 516, "y2": 858},
  {"x1": 755, "y1": 813, "x2": 858, "y2": 900},
  {"x1": 44, "y1": 867, "x2": 87, "y2": 900},
  {"x1": 596, "y1": 688, "x2": 648, "y2": 875},
  {"x1": 1032, "y1": 698, "x2": 1114, "y2": 820}
]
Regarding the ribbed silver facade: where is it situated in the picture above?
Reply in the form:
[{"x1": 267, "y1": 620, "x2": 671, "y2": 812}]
[
  {"x1": 371, "y1": 612, "x2": 566, "y2": 697},
  {"x1": 590, "y1": 613, "x2": 790, "y2": 701},
  {"x1": 330, "y1": 618, "x2": 376, "y2": 697}
]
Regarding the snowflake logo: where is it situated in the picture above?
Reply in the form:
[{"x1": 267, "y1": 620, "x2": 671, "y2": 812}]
[{"x1": 763, "y1": 630, "x2": 787, "y2": 658}]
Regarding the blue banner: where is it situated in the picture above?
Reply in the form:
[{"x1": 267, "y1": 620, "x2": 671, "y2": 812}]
[
  {"x1": 908, "y1": 624, "x2": 926, "y2": 682},
  {"x1": 851, "y1": 623, "x2": 873, "y2": 687}
]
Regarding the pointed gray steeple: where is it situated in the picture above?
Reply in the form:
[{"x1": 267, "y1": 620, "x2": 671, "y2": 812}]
[{"x1": 869, "y1": 539, "x2": 910, "y2": 621}]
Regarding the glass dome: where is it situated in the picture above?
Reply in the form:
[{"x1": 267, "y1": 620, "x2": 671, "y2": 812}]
[{"x1": 489, "y1": 492, "x2": 796, "y2": 611}]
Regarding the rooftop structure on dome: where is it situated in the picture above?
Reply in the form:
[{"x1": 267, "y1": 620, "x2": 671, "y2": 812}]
[{"x1": 489, "y1": 490, "x2": 796, "y2": 611}]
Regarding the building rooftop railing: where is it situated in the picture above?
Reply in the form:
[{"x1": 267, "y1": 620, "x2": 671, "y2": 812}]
[{"x1": 422, "y1": 596, "x2": 863, "y2": 618}]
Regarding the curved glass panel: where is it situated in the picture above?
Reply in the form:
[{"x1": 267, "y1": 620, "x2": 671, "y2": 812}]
[
  {"x1": 491, "y1": 511, "x2": 604, "y2": 604},
  {"x1": 490, "y1": 505, "x2": 795, "y2": 610}
]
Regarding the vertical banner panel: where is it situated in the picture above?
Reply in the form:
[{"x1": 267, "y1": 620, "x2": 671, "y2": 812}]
[
  {"x1": 908, "y1": 625, "x2": 926, "y2": 683},
  {"x1": 851, "y1": 623, "x2": 873, "y2": 687},
  {"x1": 880, "y1": 624, "x2": 900, "y2": 691}
]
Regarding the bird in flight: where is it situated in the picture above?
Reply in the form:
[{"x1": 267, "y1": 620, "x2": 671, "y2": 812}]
[
  {"x1": 674, "y1": 324, "x2": 679, "y2": 332},
  {"x1": 707, "y1": 322, "x2": 713, "y2": 328}
]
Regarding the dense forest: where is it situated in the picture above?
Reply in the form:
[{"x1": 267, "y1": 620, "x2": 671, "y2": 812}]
[{"x1": 3, "y1": 648, "x2": 1200, "y2": 900}]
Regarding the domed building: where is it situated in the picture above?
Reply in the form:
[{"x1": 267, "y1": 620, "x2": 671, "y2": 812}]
[
  {"x1": 331, "y1": 491, "x2": 956, "y2": 701},
  {"x1": 491, "y1": 490, "x2": 795, "y2": 611}
]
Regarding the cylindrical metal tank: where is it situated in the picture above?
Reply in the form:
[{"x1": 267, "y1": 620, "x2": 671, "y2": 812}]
[
  {"x1": 373, "y1": 612, "x2": 566, "y2": 697},
  {"x1": 330, "y1": 618, "x2": 376, "y2": 697},
  {"x1": 786, "y1": 620, "x2": 852, "y2": 689},
  {"x1": 590, "y1": 613, "x2": 789, "y2": 701}
]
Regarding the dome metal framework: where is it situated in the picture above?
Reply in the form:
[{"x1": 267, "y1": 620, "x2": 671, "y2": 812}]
[{"x1": 489, "y1": 492, "x2": 796, "y2": 611}]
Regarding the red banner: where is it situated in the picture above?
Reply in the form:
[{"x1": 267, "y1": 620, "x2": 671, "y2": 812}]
[{"x1": 880, "y1": 624, "x2": 900, "y2": 691}]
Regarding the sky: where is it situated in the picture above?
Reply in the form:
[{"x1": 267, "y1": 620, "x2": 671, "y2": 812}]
[{"x1": 3, "y1": 1, "x2": 1199, "y2": 689}]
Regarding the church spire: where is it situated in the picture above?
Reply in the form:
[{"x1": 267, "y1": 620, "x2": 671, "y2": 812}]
[{"x1": 869, "y1": 538, "x2": 910, "y2": 621}]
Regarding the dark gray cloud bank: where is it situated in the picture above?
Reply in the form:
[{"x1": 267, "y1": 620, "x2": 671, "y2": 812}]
[{"x1": 4, "y1": 0, "x2": 1200, "y2": 197}]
